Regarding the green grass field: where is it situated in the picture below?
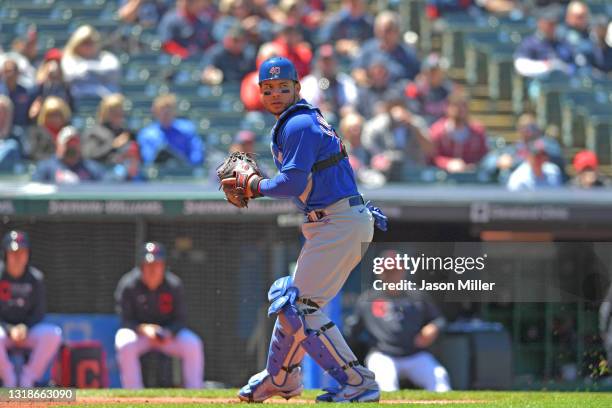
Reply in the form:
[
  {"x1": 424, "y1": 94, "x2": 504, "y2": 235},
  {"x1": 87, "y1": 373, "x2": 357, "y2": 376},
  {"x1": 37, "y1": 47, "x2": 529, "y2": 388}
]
[{"x1": 47, "y1": 388, "x2": 612, "y2": 407}]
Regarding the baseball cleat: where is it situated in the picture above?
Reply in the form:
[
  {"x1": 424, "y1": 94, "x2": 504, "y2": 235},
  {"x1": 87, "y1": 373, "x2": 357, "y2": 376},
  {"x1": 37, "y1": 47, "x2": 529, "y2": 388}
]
[
  {"x1": 315, "y1": 383, "x2": 380, "y2": 403},
  {"x1": 238, "y1": 368, "x2": 303, "y2": 403}
]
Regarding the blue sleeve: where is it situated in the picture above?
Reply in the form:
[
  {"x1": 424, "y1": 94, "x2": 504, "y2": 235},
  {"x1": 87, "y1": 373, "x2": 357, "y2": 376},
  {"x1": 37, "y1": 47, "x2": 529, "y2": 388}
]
[
  {"x1": 137, "y1": 126, "x2": 161, "y2": 164},
  {"x1": 259, "y1": 168, "x2": 309, "y2": 198},
  {"x1": 277, "y1": 115, "x2": 320, "y2": 173},
  {"x1": 32, "y1": 162, "x2": 51, "y2": 182}
]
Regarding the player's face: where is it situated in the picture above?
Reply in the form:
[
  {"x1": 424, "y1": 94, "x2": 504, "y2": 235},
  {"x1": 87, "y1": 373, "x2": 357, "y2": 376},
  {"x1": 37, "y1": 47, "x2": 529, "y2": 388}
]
[
  {"x1": 260, "y1": 79, "x2": 300, "y2": 116},
  {"x1": 6, "y1": 249, "x2": 29, "y2": 278},
  {"x1": 141, "y1": 260, "x2": 165, "y2": 291}
]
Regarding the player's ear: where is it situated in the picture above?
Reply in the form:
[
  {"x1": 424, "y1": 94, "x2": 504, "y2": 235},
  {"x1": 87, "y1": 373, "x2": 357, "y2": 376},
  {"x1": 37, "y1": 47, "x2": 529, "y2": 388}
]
[{"x1": 294, "y1": 81, "x2": 301, "y2": 94}]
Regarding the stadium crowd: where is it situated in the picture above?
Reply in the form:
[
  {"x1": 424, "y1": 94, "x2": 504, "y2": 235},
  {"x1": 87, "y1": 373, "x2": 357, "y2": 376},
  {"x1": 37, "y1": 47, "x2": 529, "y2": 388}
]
[{"x1": 0, "y1": 0, "x2": 609, "y2": 189}]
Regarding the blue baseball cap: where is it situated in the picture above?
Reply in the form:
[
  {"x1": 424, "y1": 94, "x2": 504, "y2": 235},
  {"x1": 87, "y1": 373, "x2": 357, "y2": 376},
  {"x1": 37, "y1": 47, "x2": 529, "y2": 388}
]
[{"x1": 258, "y1": 57, "x2": 298, "y2": 84}]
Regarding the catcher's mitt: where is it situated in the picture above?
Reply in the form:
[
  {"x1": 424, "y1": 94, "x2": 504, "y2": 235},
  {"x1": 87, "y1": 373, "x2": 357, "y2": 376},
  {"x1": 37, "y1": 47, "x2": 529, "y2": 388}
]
[{"x1": 217, "y1": 152, "x2": 264, "y2": 208}]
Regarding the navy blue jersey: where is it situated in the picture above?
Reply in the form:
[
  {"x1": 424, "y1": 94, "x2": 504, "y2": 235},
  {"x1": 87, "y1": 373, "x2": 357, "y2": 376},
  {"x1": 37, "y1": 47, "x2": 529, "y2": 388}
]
[{"x1": 270, "y1": 100, "x2": 359, "y2": 212}]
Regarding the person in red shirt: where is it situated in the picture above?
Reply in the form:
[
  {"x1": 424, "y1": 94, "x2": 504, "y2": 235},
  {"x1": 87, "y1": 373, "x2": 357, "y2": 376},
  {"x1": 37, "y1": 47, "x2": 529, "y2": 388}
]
[
  {"x1": 429, "y1": 92, "x2": 488, "y2": 172},
  {"x1": 271, "y1": 25, "x2": 312, "y2": 79}
]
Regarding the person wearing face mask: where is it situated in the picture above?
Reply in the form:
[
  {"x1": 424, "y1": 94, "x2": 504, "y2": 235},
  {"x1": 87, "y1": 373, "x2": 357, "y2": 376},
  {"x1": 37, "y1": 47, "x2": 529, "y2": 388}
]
[
  {"x1": 32, "y1": 126, "x2": 106, "y2": 184},
  {"x1": 506, "y1": 138, "x2": 563, "y2": 191},
  {"x1": 114, "y1": 242, "x2": 204, "y2": 389},
  {"x1": 0, "y1": 230, "x2": 62, "y2": 387},
  {"x1": 429, "y1": 91, "x2": 488, "y2": 173}
]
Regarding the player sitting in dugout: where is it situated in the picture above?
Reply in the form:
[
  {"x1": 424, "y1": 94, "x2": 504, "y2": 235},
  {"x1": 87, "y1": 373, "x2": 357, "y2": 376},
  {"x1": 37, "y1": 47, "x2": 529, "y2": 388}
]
[
  {"x1": 0, "y1": 230, "x2": 62, "y2": 387},
  {"x1": 114, "y1": 241, "x2": 204, "y2": 389},
  {"x1": 345, "y1": 251, "x2": 451, "y2": 392}
]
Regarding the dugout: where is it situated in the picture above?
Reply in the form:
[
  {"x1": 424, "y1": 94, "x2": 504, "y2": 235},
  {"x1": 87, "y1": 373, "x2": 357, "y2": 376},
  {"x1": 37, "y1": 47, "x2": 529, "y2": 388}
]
[{"x1": 1, "y1": 182, "x2": 611, "y2": 390}]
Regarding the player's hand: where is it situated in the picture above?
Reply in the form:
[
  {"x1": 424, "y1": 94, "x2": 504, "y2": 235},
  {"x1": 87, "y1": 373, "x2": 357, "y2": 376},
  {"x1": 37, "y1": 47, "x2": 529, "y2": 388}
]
[
  {"x1": 414, "y1": 323, "x2": 439, "y2": 348},
  {"x1": 446, "y1": 158, "x2": 467, "y2": 173},
  {"x1": 139, "y1": 324, "x2": 161, "y2": 340},
  {"x1": 10, "y1": 324, "x2": 28, "y2": 344},
  {"x1": 497, "y1": 153, "x2": 513, "y2": 170}
]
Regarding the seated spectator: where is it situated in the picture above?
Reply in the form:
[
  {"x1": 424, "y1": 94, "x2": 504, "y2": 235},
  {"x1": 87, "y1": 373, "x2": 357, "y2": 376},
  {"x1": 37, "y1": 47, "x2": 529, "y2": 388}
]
[
  {"x1": 430, "y1": 92, "x2": 488, "y2": 173},
  {"x1": 118, "y1": 0, "x2": 173, "y2": 27},
  {"x1": 0, "y1": 29, "x2": 38, "y2": 90},
  {"x1": 114, "y1": 242, "x2": 204, "y2": 389},
  {"x1": 82, "y1": 94, "x2": 142, "y2": 181},
  {"x1": 201, "y1": 24, "x2": 256, "y2": 85},
  {"x1": 301, "y1": 44, "x2": 357, "y2": 122},
  {"x1": 318, "y1": 0, "x2": 374, "y2": 57},
  {"x1": 29, "y1": 49, "x2": 73, "y2": 121},
  {"x1": 0, "y1": 96, "x2": 25, "y2": 172},
  {"x1": 269, "y1": 0, "x2": 325, "y2": 44},
  {"x1": 352, "y1": 11, "x2": 420, "y2": 85},
  {"x1": 137, "y1": 94, "x2": 204, "y2": 169},
  {"x1": 340, "y1": 111, "x2": 369, "y2": 171},
  {"x1": 590, "y1": 15, "x2": 612, "y2": 74},
  {"x1": 356, "y1": 58, "x2": 399, "y2": 119},
  {"x1": 514, "y1": 6, "x2": 575, "y2": 78},
  {"x1": 506, "y1": 139, "x2": 562, "y2": 191},
  {"x1": 425, "y1": 0, "x2": 473, "y2": 20},
  {"x1": 345, "y1": 252, "x2": 451, "y2": 392},
  {"x1": 27, "y1": 96, "x2": 72, "y2": 162},
  {"x1": 272, "y1": 25, "x2": 313, "y2": 79},
  {"x1": 241, "y1": 42, "x2": 281, "y2": 112},
  {"x1": 32, "y1": 126, "x2": 107, "y2": 183},
  {"x1": 61, "y1": 25, "x2": 121, "y2": 99},
  {"x1": 571, "y1": 150, "x2": 609, "y2": 188},
  {"x1": 214, "y1": 0, "x2": 274, "y2": 45},
  {"x1": 482, "y1": 113, "x2": 564, "y2": 182},
  {"x1": 362, "y1": 99, "x2": 433, "y2": 180},
  {"x1": 405, "y1": 54, "x2": 453, "y2": 126},
  {"x1": 159, "y1": 0, "x2": 214, "y2": 58},
  {"x1": 0, "y1": 59, "x2": 32, "y2": 127},
  {"x1": 557, "y1": 1, "x2": 593, "y2": 69},
  {"x1": 426, "y1": 0, "x2": 517, "y2": 20}
]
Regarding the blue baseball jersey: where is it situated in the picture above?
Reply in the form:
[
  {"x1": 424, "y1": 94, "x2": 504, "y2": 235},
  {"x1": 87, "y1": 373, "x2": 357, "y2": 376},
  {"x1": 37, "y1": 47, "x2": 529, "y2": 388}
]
[{"x1": 270, "y1": 100, "x2": 359, "y2": 212}]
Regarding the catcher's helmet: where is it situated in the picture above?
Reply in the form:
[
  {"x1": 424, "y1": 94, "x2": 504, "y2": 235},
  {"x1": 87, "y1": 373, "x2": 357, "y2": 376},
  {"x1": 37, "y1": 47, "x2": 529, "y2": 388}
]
[
  {"x1": 140, "y1": 241, "x2": 166, "y2": 264},
  {"x1": 258, "y1": 57, "x2": 298, "y2": 84},
  {"x1": 2, "y1": 230, "x2": 30, "y2": 252}
]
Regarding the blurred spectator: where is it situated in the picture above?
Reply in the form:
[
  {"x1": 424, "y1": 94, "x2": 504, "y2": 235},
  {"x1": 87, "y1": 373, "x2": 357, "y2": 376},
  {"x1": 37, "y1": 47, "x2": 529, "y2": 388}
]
[
  {"x1": 506, "y1": 139, "x2": 562, "y2": 191},
  {"x1": 118, "y1": 0, "x2": 173, "y2": 27},
  {"x1": 32, "y1": 126, "x2": 106, "y2": 184},
  {"x1": 514, "y1": 6, "x2": 575, "y2": 78},
  {"x1": 318, "y1": 0, "x2": 374, "y2": 57},
  {"x1": 557, "y1": 1, "x2": 594, "y2": 69},
  {"x1": 482, "y1": 113, "x2": 565, "y2": 182},
  {"x1": 0, "y1": 59, "x2": 32, "y2": 127},
  {"x1": 159, "y1": 0, "x2": 214, "y2": 58},
  {"x1": 355, "y1": 58, "x2": 399, "y2": 119},
  {"x1": 571, "y1": 150, "x2": 609, "y2": 188},
  {"x1": 362, "y1": 99, "x2": 433, "y2": 179},
  {"x1": 82, "y1": 94, "x2": 142, "y2": 181},
  {"x1": 301, "y1": 44, "x2": 357, "y2": 122},
  {"x1": 137, "y1": 94, "x2": 204, "y2": 169},
  {"x1": 352, "y1": 11, "x2": 420, "y2": 86},
  {"x1": 345, "y1": 254, "x2": 451, "y2": 392},
  {"x1": 272, "y1": 25, "x2": 313, "y2": 79},
  {"x1": 0, "y1": 28, "x2": 38, "y2": 90},
  {"x1": 340, "y1": 112, "x2": 369, "y2": 171},
  {"x1": 430, "y1": 92, "x2": 488, "y2": 173},
  {"x1": 590, "y1": 16, "x2": 612, "y2": 74},
  {"x1": 269, "y1": 0, "x2": 325, "y2": 44},
  {"x1": 27, "y1": 96, "x2": 72, "y2": 162},
  {"x1": 214, "y1": 0, "x2": 274, "y2": 44},
  {"x1": 201, "y1": 24, "x2": 256, "y2": 85},
  {"x1": 61, "y1": 25, "x2": 121, "y2": 99},
  {"x1": 29, "y1": 49, "x2": 74, "y2": 121},
  {"x1": 426, "y1": 0, "x2": 518, "y2": 19},
  {"x1": 405, "y1": 54, "x2": 453, "y2": 126},
  {"x1": 0, "y1": 96, "x2": 25, "y2": 172},
  {"x1": 241, "y1": 42, "x2": 281, "y2": 111},
  {"x1": 425, "y1": 0, "x2": 473, "y2": 20}
]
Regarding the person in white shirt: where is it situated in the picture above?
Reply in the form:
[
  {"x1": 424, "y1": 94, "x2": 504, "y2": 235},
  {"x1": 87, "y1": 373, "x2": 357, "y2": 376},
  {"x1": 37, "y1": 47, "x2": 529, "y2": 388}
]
[{"x1": 507, "y1": 139, "x2": 563, "y2": 191}]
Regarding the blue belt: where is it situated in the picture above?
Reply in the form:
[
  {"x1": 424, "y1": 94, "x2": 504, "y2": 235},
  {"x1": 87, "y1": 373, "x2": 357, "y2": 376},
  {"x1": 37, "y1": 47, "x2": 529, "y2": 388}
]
[{"x1": 307, "y1": 195, "x2": 364, "y2": 222}]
